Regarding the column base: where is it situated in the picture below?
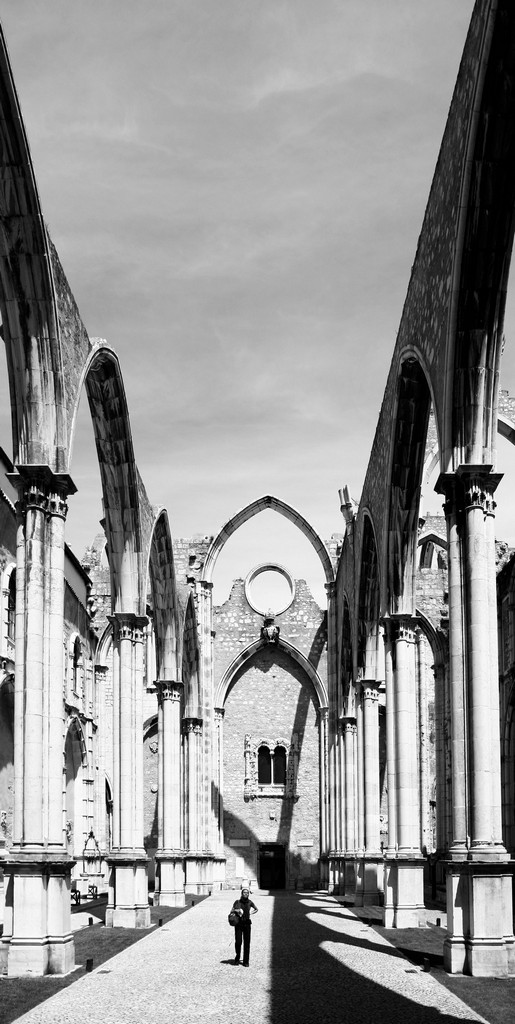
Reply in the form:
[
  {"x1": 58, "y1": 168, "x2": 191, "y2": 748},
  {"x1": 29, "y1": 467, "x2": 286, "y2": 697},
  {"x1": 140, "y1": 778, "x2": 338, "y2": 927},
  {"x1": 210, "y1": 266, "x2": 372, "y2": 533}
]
[
  {"x1": 105, "y1": 853, "x2": 151, "y2": 929},
  {"x1": 1, "y1": 854, "x2": 75, "y2": 976},
  {"x1": 327, "y1": 854, "x2": 345, "y2": 895},
  {"x1": 343, "y1": 854, "x2": 357, "y2": 898},
  {"x1": 184, "y1": 853, "x2": 215, "y2": 895},
  {"x1": 355, "y1": 854, "x2": 384, "y2": 906},
  {"x1": 444, "y1": 860, "x2": 515, "y2": 976},
  {"x1": 154, "y1": 852, "x2": 185, "y2": 907},
  {"x1": 382, "y1": 856, "x2": 425, "y2": 928}
]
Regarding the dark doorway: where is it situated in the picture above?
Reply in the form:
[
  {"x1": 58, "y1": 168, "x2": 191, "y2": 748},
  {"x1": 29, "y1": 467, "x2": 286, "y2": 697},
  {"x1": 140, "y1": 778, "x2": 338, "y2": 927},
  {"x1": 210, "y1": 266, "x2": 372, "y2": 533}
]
[{"x1": 259, "y1": 843, "x2": 286, "y2": 889}]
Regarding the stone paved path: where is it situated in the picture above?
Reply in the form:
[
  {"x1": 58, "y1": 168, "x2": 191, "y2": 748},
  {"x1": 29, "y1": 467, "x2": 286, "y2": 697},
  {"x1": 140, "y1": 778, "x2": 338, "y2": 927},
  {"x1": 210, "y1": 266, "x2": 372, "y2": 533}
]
[{"x1": 12, "y1": 891, "x2": 489, "y2": 1024}]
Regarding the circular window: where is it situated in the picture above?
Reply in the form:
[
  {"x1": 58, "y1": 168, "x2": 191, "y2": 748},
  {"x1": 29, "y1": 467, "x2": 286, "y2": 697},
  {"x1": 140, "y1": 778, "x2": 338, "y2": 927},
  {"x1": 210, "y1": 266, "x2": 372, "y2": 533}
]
[{"x1": 244, "y1": 563, "x2": 295, "y2": 616}]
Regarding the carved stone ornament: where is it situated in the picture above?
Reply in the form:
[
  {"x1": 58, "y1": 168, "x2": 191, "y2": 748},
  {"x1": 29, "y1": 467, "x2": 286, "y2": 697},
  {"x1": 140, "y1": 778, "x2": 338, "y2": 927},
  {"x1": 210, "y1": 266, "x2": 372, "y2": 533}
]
[
  {"x1": 261, "y1": 614, "x2": 280, "y2": 644},
  {"x1": 243, "y1": 733, "x2": 298, "y2": 801}
]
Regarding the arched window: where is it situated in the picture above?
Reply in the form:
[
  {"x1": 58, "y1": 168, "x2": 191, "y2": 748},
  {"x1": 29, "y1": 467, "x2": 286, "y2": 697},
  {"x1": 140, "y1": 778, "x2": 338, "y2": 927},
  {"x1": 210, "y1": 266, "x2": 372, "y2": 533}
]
[
  {"x1": 7, "y1": 570, "x2": 15, "y2": 642},
  {"x1": 273, "y1": 745, "x2": 286, "y2": 785},
  {"x1": 258, "y1": 745, "x2": 271, "y2": 785}
]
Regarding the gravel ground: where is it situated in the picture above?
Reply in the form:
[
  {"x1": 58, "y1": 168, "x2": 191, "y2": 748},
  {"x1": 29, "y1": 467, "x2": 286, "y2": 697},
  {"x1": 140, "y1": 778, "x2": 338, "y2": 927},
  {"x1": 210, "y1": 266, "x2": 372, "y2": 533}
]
[{"x1": 3, "y1": 890, "x2": 511, "y2": 1024}]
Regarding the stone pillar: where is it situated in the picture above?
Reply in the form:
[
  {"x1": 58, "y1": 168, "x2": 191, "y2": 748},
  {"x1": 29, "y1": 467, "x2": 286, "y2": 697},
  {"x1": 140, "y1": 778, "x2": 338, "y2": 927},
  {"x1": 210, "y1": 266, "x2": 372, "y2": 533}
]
[
  {"x1": 433, "y1": 659, "x2": 448, "y2": 856},
  {"x1": 197, "y1": 580, "x2": 219, "y2": 888},
  {"x1": 105, "y1": 614, "x2": 150, "y2": 928},
  {"x1": 214, "y1": 708, "x2": 225, "y2": 855},
  {"x1": 184, "y1": 717, "x2": 208, "y2": 894},
  {"x1": 382, "y1": 616, "x2": 424, "y2": 928},
  {"x1": 343, "y1": 717, "x2": 357, "y2": 895},
  {"x1": 417, "y1": 631, "x2": 430, "y2": 855},
  {"x1": 318, "y1": 707, "x2": 329, "y2": 878},
  {"x1": 383, "y1": 628, "x2": 397, "y2": 857},
  {"x1": 154, "y1": 681, "x2": 185, "y2": 907},
  {"x1": 1, "y1": 469, "x2": 76, "y2": 976},
  {"x1": 438, "y1": 469, "x2": 514, "y2": 976},
  {"x1": 359, "y1": 682, "x2": 382, "y2": 905},
  {"x1": 325, "y1": 580, "x2": 340, "y2": 891}
]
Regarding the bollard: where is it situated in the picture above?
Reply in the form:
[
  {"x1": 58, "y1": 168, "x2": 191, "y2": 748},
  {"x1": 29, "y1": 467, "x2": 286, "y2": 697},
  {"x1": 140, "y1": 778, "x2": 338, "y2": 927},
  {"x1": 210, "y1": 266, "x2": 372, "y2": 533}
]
[
  {"x1": 86, "y1": 958, "x2": 93, "y2": 972},
  {"x1": 191, "y1": 900, "x2": 195, "y2": 907},
  {"x1": 423, "y1": 958, "x2": 431, "y2": 972},
  {"x1": 88, "y1": 917, "x2": 93, "y2": 926},
  {"x1": 436, "y1": 917, "x2": 441, "y2": 927},
  {"x1": 159, "y1": 918, "x2": 163, "y2": 927}
]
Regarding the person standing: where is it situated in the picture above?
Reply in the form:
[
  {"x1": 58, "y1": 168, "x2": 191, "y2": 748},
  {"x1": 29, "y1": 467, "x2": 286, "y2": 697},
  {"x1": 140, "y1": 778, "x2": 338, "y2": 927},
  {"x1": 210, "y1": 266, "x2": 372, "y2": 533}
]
[{"x1": 232, "y1": 887, "x2": 258, "y2": 966}]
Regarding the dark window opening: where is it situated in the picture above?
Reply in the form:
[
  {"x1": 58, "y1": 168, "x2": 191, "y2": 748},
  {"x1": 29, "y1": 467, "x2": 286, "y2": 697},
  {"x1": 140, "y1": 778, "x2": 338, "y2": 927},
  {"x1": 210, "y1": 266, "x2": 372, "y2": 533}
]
[{"x1": 258, "y1": 745, "x2": 271, "y2": 784}]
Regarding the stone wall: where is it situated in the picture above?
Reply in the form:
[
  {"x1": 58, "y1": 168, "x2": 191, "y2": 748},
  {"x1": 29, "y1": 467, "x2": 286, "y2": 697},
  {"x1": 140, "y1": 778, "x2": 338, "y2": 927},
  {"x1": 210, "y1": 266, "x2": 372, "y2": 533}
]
[{"x1": 214, "y1": 575, "x2": 327, "y2": 889}]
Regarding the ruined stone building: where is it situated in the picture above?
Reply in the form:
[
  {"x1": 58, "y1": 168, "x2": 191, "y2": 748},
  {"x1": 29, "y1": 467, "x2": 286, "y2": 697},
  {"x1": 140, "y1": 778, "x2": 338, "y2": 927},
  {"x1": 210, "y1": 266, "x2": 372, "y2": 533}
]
[{"x1": 0, "y1": 0, "x2": 515, "y2": 980}]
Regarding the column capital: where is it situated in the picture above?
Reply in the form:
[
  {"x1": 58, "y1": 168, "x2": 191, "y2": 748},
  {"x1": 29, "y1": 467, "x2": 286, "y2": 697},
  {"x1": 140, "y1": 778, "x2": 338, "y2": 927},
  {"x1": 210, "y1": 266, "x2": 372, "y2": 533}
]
[
  {"x1": 324, "y1": 580, "x2": 337, "y2": 599},
  {"x1": 109, "y1": 613, "x2": 148, "y2": 644},
  {"x1": 361, "y1": 680, "x2": 380, "y2": 702},
  {"x1": 8, "y1": 466, "x2": 76, "y2": 518},
  {"x1": 182, "y1": 717, "x2": 203, "y2": 735},
  {"x1": 155, "y1": 680, "x2": 183, "y2": 705},
  {"x1": 341, "y1": 716, "x2": 357, "y2": 735},
  {"x1": 436, "y1": 467, "x2": 502, "y2": 517},
  {"x1": 381, "y1": 614, "x2": 419, "y2": 645},
  {"x1": 214, "y1": 707, "x2": 225, "y2": 721}
]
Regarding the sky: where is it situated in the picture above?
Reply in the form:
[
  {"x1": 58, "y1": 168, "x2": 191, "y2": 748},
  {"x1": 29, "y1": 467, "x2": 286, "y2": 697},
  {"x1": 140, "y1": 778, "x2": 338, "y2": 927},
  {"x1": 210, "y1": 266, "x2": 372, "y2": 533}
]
[{"x1": 2, "y1": 0, "x2": 513, "y2": 607}]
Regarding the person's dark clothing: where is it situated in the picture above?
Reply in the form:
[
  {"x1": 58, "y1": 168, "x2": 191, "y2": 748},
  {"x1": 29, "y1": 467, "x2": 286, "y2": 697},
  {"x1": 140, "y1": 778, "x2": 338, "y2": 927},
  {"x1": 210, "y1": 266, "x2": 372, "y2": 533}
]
[{"x1": 232, "y1": 896, "x2": 257, "y2": 965}]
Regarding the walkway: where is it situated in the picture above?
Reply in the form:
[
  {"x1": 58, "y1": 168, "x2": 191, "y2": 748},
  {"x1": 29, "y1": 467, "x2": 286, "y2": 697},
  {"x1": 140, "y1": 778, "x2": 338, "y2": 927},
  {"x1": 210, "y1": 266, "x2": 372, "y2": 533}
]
[{"x1": 9, "y1": 891, "x2": 494, "y2": 1024}]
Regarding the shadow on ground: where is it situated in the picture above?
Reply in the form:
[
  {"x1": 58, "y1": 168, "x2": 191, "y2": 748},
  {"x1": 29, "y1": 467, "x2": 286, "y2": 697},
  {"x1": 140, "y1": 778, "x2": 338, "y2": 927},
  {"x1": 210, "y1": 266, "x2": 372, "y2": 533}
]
[
  {"x1": 267, "y1": 892, "x2": 515, "y2": 1024},
  {"x1": 0, "y1": 895, "x2": 205, "y2": 1024}
]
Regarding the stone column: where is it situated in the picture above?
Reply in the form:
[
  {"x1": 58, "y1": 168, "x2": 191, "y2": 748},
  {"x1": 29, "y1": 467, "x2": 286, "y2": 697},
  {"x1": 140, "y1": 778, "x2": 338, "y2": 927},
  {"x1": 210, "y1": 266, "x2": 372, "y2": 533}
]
[
  {"x1": 1, "y1": 469, "x2": 76, "y2": 977},
  {"x1": 154, "y1": 681, "x2": 185, "y2": 907},
  {"x1": 382, "y1": 616, "x2": 424, "y2": 928},
  {"x1": 105, "y1": 614, "x2": 150, "y2": 928},
  {"x1": 438, "y1": 469, "x2": 514, "y2": 976},
  {"x1": 318, "y1": 707, "x2": 329, "y2": 878},
  {"x1": 184, "y1": 717, "x2": 207, "y2": 894},
  {"x1": 197, "y1": 580, "x2": 218, "y2": 888},
  {"x1": 214, "y1": 708, "x2": 225, "y2": 854},
  {"x1": 325, "y1": 580, "x2": 340, "y2": 891},
  {"x1": 360, "y1": 682, "x2": 382, "y2": 905},
  {"x1": 433, "y1": 660, "x2": 449, "y2": 856},
  {"x1": 343, "y1": 717, "x2": 357, "y2": 895}
]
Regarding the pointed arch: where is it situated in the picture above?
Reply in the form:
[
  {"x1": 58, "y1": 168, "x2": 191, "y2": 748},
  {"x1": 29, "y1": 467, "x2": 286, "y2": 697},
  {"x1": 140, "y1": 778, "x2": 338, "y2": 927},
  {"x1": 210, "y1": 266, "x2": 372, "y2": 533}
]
[
  {"x1": 70, "y1": 342, "x2": 143, "y2": 613},
  {"x1": 444, "y1": 2, "x2": 515, "y2": 469},
  {"x1": 215, "y1": 635, "x2": 328, "y2": 710},
  {"x1": 357, "y1": 511, "x2": 381, "y2": 676},
  {"x1": 202, "y1": 495, "x2": 334, "y2": 586},
  {"x1": 0, "y1": 30, "x2": 68, "y2": 471},
  {"x1": 178, "y1": 588, "x2": 201, "y2": 716},
  {"x1": 146, "y1": 508, "x2": 178, "y2": 683},
  {"x1": 387, "y1": 357, "x2": 432, "y2": 614}
]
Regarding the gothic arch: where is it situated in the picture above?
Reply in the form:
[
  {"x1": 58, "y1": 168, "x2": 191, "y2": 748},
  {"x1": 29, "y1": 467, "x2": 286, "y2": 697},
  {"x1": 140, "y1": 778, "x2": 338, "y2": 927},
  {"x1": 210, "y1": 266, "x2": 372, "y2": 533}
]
[
  {"x1": 444, "y1": 2, "x2": 515, "y2": 468},
  {"x1": 215, "y1": 635, "x2": 328, "y2": 711},
  {"x1": 178, "y1": 590, "x2": 201, "y2": 716},
  {"x1": 0, "y1": 33, "x2": 68, "y2": 472},
  {"x1": 202, "y1": 495, "x2": 334, "y2": 586},
  {"x1": 386, "y1": 357, "x2": 432, "y2": 614},
  {"x1": 146, "y1": 508, "x2": 178, "y2": 683},
  {"x1": 356, "y1": 511, "x2": 381, "y2": 676},
  {"x1": 340, "y1": 592, "x2": 353, "y2": 713},
  {"x1": 70, "y1": 343, "x2": 143, "y2": 614}
]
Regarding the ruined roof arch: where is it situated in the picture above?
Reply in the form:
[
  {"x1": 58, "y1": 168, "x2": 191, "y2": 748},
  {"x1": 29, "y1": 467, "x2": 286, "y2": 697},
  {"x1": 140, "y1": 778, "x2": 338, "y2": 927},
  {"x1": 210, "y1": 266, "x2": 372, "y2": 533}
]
[
  {"x1": 72, "y1": 341, "x2": 142, "y2": 614},
  {"x1": 202, "y1": 495, "x2": 334, "y2": 587},
  {"x1": 0, "y1": 31, "x2": 68, "y2": 471},
  {"x1": 146, "y1": 507, "x2": 178, "y2": 684},
  {"x1": 443, "y1": 2, "x2": 515, "y2": 468},
  {"x1": 177, "y1": 587, "x2": 201, "y2": 717},
  {"x1": 215, "y1": 635, "x2": 328, "y2": 711}
]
